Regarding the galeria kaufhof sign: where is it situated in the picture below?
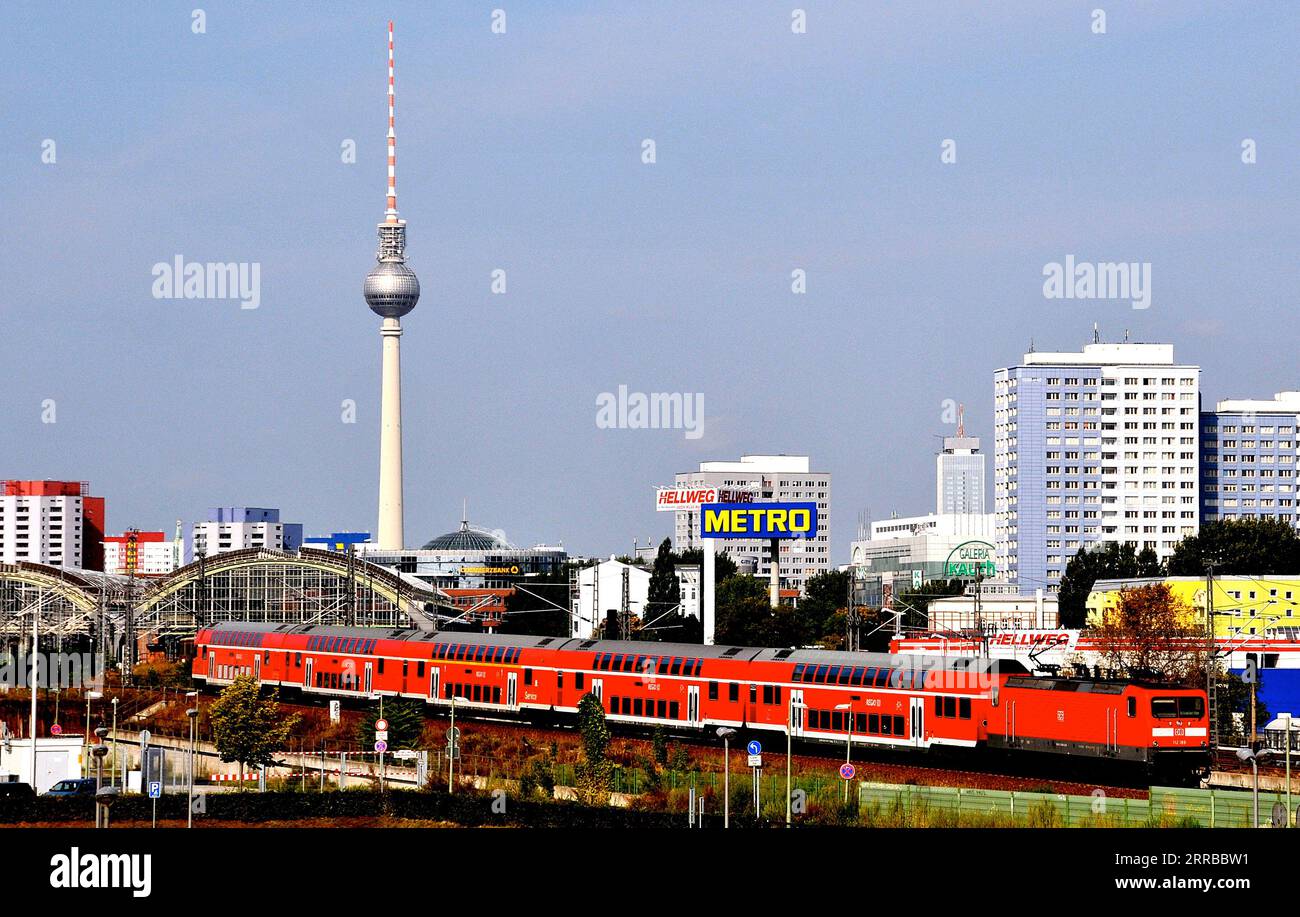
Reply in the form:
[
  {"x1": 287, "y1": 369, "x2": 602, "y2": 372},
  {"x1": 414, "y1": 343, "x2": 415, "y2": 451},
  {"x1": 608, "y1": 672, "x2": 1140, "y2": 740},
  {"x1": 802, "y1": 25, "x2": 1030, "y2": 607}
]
[{"x1": 700, "y1": 502, "x2": 818, "y2": 539}]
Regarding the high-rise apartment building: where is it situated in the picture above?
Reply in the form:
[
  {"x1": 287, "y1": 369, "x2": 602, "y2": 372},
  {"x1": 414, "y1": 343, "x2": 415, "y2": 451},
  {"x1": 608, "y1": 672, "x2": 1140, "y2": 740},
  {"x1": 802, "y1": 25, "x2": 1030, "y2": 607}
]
[
  {"x1": 0, "y1": 480, "x2": 106, "y2": 570},
  {"x1": 1200, "y1": 391, "x2": 1300, "y2": 527},
  {"x1": 994, "y1": 343, "x2": 1200, "y2": 593}
]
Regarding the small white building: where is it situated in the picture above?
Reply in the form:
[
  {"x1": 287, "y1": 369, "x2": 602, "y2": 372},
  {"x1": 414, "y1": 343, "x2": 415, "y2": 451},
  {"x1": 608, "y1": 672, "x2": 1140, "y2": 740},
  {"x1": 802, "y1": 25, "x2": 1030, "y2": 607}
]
[
  {"x1": 926, "y1": 583, "x2": 1058, "y2": 632},
  {"x1": 571, "y1": 557, "x2": 701, "y2": 639},
  {"x1": 0, "y1": 736, "x2": 87, "y2": 793}
]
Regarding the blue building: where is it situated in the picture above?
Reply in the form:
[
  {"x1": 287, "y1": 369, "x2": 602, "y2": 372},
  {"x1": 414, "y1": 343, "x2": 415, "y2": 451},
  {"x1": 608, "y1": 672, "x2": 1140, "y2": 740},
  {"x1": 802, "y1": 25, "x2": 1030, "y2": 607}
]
[
  {"x1": 994, "y1": 342, "x2": 1200, "y2": 594},
  {"x1": 189, "y1": 506, "x2": 303, "y2": 561},
  {"x1": 1200, "y1": 392, "x2": 1300, "y2": 528},
  {"x1": 304, "y1": 531, "x2": 372, "y2": 552}
]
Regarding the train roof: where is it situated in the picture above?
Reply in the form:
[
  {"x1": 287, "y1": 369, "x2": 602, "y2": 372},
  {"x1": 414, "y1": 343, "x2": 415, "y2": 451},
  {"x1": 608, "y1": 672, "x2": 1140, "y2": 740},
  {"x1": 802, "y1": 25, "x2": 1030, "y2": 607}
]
[{"x1": 201, "y1": 621, "x2": 1028, "y2": 671}]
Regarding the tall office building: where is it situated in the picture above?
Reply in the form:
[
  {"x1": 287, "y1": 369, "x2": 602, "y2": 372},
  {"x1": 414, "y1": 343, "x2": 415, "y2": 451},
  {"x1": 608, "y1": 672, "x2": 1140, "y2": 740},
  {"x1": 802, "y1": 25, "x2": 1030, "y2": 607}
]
[
  {"x1": 937, "y1": 407, "x2": 985, "y2": 514},
  {"x1": 993, "y1": 342, "x2": 1199, "y2": 593},
  {"x1": 0, "y1": 480, "x2": 106, "y2": 570},
  {"x1": 1201, "y1": 391, "x2": 1300, "y2": 527},
  {"x1": 673, "y1": 454, "x2": 831, "y2": 593}
]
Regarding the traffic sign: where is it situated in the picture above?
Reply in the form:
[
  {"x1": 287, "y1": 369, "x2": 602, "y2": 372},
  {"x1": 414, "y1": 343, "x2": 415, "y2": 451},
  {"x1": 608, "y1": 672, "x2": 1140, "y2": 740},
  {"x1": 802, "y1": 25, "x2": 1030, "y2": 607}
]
[
  {"x1": 746, "y1": 740, "x2": 762, "y2": 756},
  {"x1": 747, "y1": 754, "x2": 762, "y2": 768},
  {"x1": 446, "y1": 726, "x2": 461, "y2": 742},
  {"x1": 50, "y1": 724, "x2": 62, "y2": 736},
  {"x1": 148, "y1": 781, "x2": 162, "y2": 799},
  {"x1": 447, "y1": 743, "x2": 460, "y2": 760},
  {"x1": 375, "y1": 718, "x2": 388, "y2": 732},
  {"x1": 375, "y1": 730, "x2": 389, "y2": 742},
  {"x1": 393, "y1": 749, "x2": 418, "y2": 760},
  {"x1": 374, "y1": 740, "x2": 388, "y2": 753},
  {"x1": 139, "y1": 729, "x2": 151, "y2": 746},
  {"x1": 840, "y1": 763, "x2": 856, "y2": 780}
]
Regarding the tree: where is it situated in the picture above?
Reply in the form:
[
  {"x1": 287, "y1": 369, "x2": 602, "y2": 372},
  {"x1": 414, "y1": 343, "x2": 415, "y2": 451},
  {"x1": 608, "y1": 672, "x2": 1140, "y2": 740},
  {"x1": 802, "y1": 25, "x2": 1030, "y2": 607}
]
[
  {"x1": 358, "y1": 696, "x2": 424, "y2": 750},
  {"x1": 797, "y1": 569, "x2": 850, "y2": 644},
  {"x1": 1093, "y1": 583, "x2": 1205, "y2": 683},
  {"x1": 714, "y1": 575, "x2": 772, "y2": 645},
  {"x1": 1057, "y1": 541, "x2": 1163, "y2": 629},
  {"x1": 208, "y1": 675, "x2": 301, "y2": 790},
  {"x1": 675, "y1": 547, "x2": 738, "y2": 583},
  {"x1": 893, "y1": 578, "x2": 966, "y2": 633},
  {"x1": 575, "y1": 692, "x2": 613, "y2": 803},
  {"x1": 1167, "y1": 518, "x2": 1300, "y2": 576},
  {"x1": 642, "y1": 538, "x2": 699, "y2": 643},
  {"x1": 500, "y1": 563, "x2": 577, "y2": 638}
]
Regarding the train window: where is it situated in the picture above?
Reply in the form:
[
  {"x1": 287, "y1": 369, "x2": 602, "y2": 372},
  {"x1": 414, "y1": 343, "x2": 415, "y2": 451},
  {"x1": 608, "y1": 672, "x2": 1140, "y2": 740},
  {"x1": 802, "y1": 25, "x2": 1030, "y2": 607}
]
[
  {"x1": 1127, "y1": 696, "x2": 1136, "y2": 717},
  {"x1": 934, "y1": 697, "x2": 943, "y2": 717},
  {"x1": 827, "y1": 666, "x2": 841, "y2": 684},
  {"x1": 657, "y1": 700, "x2": 666, "y2": 718},
  {"x1": 708, "y1": 681, "x2": 718, "y2": 700},
  {"x1": 959, "y1": 698, "x2": 971, "y2": 719},
  {"x1": 524, "y1": 669, "x2": 533, "y2": 686},
  {"x1": 762, "y1": 686, "x2": 773, "y2": 704},
  {"x1": 378, "y1": 659, "x2": 385, "y2": 674},
  {"x1": 624, "y1": 656, "x2": 636, "y2": 673},
  {"x1": 612, "y1": 654, "x2": 624, "y2": 671},
  {"x1": 1151, "y1": 698, "x2": 1179, "y2": 718},
  {"x1": 688, "y1": 660, "x2": 701, "y2": 677},
  {"x1": 896, "y1": 716, "x2": 906, "y2": 736},
  {"x1": 669, "y1": 701, "x2": 679, "y2": 719},
  {"x1": 774, "y1": 686, "x2": 782, "y2": 705},
  {"x1": 492, "y1": 647, "x2": 504, "y2": 663},
  {"x1": 792, "y1": 664, "x2": 805, "y2": 682},
  {"x1": 473, "y1": 685, "x2": 482, "y2": 702},
  {"x1": 749, "y1": 684, "x2": 757, "y2": 703},
  {"x1": 576, "y1": 672, "x2": 585, "y2": 690},
  {"x1": 493, "y1": 686, "x2": 501, "y2": 704},
  {"x1": 869, "y1": 714, "x2": 880, "y2": 733},
  {"x1": 832, "y1": 712, "x2": 844, "y2": 731},
  {"x1": 263, "y1": 651, "x2": 270, "y2": 664},
  {"x1": 854, "y1": 713, "x2": 866, "y2": 733},
  {"x1": 295, "y1": 653, "x2": 301, "y2": 667},
  {"x1": 402, "y1": 661, "x2": 409, "y2": 676},
  {"x1": 633, "y1": 698, "x2": 643, "y2": 717},
  {"x1": 943, "y1": 697, "x2": 956, "y2": 718},
  {"x1": 877, "y1": 669, "x2": 892, "y2": 687},
  {"x1": 671, "y1": 658, "x2": 684, "y2": 676},
  {"x1": 850, "y1": 667, "x2": 865, "y2": 686},
  {"x1": 880, "y1": 715, "x2": 891, "y2": 736},
  {"x1": 815, "y1": 665, "x2": 830, "y2": 683},
  {"x1": 1178, "y1": 697, "x2": 1204, "y2": 718},
  {"x1": 656, "y1": 657, "x2": 669, "y2": 675},
  {"x1": 838, "y1": 668, "x2": 852, "y2": 686},
  {"x1": 417, "y1": 662, "x2": 425, "y2": 678},
  {"x1": 557, "y1": 672, "x2": 564, "y2": 690},
  {"x1": 728, "y1": 683, "x2": 739, "y2": 702}
]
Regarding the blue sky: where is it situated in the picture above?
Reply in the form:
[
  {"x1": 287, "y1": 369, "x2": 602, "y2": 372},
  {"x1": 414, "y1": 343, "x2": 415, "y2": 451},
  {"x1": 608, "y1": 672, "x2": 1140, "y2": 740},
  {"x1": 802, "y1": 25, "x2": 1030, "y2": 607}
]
[{"x1": 1, "y1": 2, "x2": 1297, "y2": 559}]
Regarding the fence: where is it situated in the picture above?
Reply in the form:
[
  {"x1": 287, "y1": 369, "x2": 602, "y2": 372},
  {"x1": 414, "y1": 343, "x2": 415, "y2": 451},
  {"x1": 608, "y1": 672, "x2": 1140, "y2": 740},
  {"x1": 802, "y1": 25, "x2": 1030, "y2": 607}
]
[{"x1": 858, "y1": 781, "x2": 1300, "y2": 828}]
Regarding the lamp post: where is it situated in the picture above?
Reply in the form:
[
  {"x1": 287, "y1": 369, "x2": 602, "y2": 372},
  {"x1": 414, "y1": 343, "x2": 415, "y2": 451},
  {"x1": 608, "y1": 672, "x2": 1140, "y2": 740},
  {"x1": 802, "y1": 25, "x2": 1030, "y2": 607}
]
[
  {"x1": 836, "y1": 702, "x2": 853, "y2": 803},
  {"x1": 83, "y1": 690, "x2": 101, "y2": 778},
  {"x1": 93, "y1": 726, "x2": 112, "y2": 828},
  {"x1": 786, "y1": 698, "x2": 806, "y2": 827},
  {"x1": 110, "y1": 697, "x2": 118, "y2": 787},
  {"x1": 1236, "y1": 746, "x2": 1271, "y2": 828},
  {"x1": 448, "y1": 694, "x2": 459, "y2": 793},
  {"x1": 186, "y1": 704, "x2": 199, "y2": 829},
  {"x1": 91, "y1": 740, "x2": 109, "y2": 829},
  {"x1": 716, "y1": 726, "x2": 737, "y2": 828}
]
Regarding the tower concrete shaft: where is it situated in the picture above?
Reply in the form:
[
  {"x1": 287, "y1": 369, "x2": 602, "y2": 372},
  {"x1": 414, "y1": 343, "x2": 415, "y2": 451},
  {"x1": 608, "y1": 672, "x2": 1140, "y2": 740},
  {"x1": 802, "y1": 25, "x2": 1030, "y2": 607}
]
[{"x1": 377, "y1": 317, "x2": 405, "y2": 549}]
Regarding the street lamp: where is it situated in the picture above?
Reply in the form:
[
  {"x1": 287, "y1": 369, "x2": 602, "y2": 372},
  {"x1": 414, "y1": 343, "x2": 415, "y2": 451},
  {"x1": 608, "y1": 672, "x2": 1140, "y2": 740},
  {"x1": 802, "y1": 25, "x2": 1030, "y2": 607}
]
[
  {"x1": 1236, "y1": 746, "x2": 1272, "y2": 828},
  {"x1": 835, "y1": 702, "x2": 853, "y2": 803},
  {"x1": 786, "y1": 698, "x2": 807, "y2": 827},
  {"x1": 186, "y1": 704, "x2": 199, "y2": 829},
  {"x1": 716, "y1": 727, "x2": 737, "y2": 828},
  {"x1": 83, "y1": 690, "x2": 102, "y2": 778},
  {"x1": 448, "y1": 694, "x2": 468, "y2": 794},
  {"x1": 93, "y1": 726, "x2": 111, "y2": 828},
  {"x1": 110, "y1": 696, "x2": 119, "y2": 788}
]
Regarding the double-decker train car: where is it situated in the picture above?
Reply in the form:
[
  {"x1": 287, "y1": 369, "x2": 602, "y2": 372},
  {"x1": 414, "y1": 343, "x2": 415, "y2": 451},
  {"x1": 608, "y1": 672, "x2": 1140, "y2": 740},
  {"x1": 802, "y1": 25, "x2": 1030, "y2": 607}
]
[{"x1": 193, "y1": 621, "x2": 1208, "y2": 772}]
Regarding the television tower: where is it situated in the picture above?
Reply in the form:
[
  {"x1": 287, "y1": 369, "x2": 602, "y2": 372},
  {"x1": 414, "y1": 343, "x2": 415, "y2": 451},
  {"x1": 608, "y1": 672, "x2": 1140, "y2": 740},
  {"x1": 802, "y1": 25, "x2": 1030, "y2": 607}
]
[{"x1": 363, "y1": 21, "x2": 420, "y2": 550}]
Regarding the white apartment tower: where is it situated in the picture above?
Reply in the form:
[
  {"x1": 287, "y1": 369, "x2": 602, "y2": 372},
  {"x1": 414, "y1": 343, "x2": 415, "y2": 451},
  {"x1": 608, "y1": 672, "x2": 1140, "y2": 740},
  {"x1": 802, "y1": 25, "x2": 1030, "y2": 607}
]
[
  {"x1": 993, "y1": 342, "x2": 1200, "y2": 593},
  {"x1": 673, "y1": 455, "x2": 831, "y2": 593}
]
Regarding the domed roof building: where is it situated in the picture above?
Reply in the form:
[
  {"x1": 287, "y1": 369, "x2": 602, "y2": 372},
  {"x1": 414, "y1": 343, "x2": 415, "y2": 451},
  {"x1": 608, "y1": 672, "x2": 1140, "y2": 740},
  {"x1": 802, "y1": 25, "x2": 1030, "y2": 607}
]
[{"x1": 421, "y1": 519, "x2": 514, "y2": 552}]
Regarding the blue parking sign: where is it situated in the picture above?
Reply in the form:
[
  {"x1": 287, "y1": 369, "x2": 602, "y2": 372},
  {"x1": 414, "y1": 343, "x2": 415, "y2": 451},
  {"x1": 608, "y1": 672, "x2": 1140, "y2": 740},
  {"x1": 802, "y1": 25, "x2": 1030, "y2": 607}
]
[{"x1": 148, "y1": 781, "x2": 162, "y2": 799}]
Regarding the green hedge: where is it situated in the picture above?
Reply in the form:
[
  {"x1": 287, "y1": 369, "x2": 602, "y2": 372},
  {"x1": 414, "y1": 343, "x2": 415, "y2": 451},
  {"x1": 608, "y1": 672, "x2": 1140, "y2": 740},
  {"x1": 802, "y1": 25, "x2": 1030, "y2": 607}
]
[{"x1": 0, "y1": 790, "x2": 685, "y2": 829}]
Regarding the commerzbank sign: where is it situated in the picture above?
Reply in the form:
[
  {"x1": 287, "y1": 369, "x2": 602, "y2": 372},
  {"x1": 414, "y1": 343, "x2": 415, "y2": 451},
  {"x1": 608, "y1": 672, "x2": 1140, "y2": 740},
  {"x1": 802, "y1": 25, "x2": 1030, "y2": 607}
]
[{"x1": 944, "y1": 540, "x2": 996, "y2": 578}]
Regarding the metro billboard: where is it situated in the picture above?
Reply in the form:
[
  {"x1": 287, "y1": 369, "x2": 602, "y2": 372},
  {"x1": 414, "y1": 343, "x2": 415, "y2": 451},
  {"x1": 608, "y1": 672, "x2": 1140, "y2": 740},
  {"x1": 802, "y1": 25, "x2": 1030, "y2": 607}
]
[{"x1": 699, "y1": 502, "x2": 818, "y2": 539}]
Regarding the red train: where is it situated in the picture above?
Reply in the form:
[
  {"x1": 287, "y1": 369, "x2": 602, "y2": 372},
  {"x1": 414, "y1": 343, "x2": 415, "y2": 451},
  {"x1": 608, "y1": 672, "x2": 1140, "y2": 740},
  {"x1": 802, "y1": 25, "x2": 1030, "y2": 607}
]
[{"x1": 193, "y1": 622, "x2": 1209, "y2": 772}]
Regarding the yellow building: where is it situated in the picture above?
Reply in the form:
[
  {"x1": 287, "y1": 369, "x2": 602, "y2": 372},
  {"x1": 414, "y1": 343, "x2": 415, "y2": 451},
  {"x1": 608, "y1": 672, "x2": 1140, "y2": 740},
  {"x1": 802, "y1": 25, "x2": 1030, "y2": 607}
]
[{"x1": 1086, "y1": 575, "x2": 1300, "y2": 637}]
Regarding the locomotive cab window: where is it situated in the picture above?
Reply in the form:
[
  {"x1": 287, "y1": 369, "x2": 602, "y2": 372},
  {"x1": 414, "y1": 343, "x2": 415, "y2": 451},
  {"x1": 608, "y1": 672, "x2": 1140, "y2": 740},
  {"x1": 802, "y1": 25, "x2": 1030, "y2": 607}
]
[
  {"x1": 1127, "y1": 696, "x2": 1137, "y2": 717},
  {"x1": 1152, "y1": 697, "x2": 1204, "y2": 719}
]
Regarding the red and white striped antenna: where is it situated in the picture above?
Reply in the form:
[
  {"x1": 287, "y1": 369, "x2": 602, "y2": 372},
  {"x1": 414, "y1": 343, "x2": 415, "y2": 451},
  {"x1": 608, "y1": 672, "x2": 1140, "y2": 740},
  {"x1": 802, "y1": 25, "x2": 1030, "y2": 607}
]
[{"x1": 385, "y1": 20, "x2": 399, "y2": 222}]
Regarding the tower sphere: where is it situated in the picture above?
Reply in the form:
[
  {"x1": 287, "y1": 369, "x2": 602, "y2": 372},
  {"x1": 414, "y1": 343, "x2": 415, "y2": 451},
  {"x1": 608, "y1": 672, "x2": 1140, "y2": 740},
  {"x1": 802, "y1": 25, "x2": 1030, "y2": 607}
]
[{"x1": 364, "y1": 260, "x2": 420, "y2": 318}]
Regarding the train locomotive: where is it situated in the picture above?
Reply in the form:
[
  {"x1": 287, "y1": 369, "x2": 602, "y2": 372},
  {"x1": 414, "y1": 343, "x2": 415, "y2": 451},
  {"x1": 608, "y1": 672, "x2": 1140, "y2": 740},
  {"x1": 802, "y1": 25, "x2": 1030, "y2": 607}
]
[{"x1": 193, "y1": 621, "x2": 1209, "y2": 774}]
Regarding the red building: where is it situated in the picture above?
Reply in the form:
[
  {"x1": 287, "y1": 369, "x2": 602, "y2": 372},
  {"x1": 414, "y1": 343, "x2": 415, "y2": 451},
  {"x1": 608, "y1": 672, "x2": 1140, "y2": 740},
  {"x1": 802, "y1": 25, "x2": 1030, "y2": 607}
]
[{"x1": 1, "y1": 480, "x2": 106, "y2": 571}]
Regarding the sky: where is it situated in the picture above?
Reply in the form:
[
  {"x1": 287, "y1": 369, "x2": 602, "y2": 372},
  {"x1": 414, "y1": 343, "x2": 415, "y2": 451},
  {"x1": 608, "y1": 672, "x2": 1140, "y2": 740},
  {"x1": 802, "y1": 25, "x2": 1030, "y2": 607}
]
[{"x1": 1, "y1": 2, "x2": 1297, "y2": 561}]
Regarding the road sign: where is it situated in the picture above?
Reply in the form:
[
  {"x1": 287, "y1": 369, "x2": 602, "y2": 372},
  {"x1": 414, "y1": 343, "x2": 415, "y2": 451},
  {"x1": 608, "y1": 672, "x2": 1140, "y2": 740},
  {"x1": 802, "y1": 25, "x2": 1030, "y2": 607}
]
[
  {"x1": 446, "y1": 726, "x2": 461, "y2": 742},
  {"x1": 375, "y1": 718, "x2": 389, "y2": 732},
  {"x1": 148, "y1": 781, "x2": 162, "y2": 799},
  {"x1": 746, "y1": 740, "x2": 761, "y2": 756},
  {"x1": 375, "y1": 730, "x2": 389, "y2": 742},
  {"x1": 50, "y1": 724, "x2": 62, "y2": 736},
  {"x1": 747, "y1": 754, "x2": 762, "y2": 768},
  {"x1": 393, "y1": 749, "x2": 418, "y2": 760},
  {"x1": 139, "y1": 729, "x2": 151, "y2": 747},
  {"x1": 1272, "y1": 802, "x2": 1288, "y2": 828},
  {"x1": 840, "y1": 763, "x2": 856, "y2": 780},
  {"x1": 447, "y1": 743, "x2": 460, "y2": 760},
  {"x1": 374, "y1": 740, "x2": 388, "y2": 753},
  {"x1": 329, "y1": 700, "x2": 341, "y2": 723}
]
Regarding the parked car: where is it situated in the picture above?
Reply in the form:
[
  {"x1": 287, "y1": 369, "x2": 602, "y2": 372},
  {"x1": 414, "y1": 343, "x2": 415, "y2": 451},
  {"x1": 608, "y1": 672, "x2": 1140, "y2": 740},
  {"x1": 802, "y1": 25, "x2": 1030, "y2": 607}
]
[
  {"x1": 0, "y1": 782, "x2": 36, "y2": 799},
  {"x1": 44, "y1": 778, "x2": 97, "y2": 797}
]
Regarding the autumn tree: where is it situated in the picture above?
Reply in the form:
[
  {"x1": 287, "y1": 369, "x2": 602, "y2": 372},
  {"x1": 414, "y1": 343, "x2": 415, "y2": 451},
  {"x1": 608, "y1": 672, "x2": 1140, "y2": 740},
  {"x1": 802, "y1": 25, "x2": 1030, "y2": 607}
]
[
  {"x1": 1057, "y1": 541, "x2": 1163, "y2": 629},
  {"x1": 1093, "y1": 583, "x2": 1205, "y2": 683},
  {"x1": 208, "y1": 675, "x2": 301, "y2": 790}
]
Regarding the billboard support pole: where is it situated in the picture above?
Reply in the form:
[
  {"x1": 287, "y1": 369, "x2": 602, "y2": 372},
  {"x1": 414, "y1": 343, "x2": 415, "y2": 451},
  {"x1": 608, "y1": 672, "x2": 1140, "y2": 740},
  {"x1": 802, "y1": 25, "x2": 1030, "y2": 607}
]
[
  {"x1": 769, "y1": 538, "x2": 780, "y2": 608},
  {"x1": 703, "y1": 531, "x2": 715, "y2": 645}
]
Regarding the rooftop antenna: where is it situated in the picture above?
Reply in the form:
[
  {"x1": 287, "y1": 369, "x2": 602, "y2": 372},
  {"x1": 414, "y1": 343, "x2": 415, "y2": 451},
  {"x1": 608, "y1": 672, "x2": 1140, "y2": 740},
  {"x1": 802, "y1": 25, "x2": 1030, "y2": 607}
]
[
  {"x1": 385, "y1": 20, "x2": 398, "y2": 223},
  {"x1": 461, "y1": 497, "x2": 469, "y2": 531},
  {"x1": 1093, "y1": 322, "x2": 1100, "y2": 344},
  {"x1": 1124, "y1": 328, "x2": 1130, "y2": 343},
  {"x1": 1028, "y1": 337, "x2": 1035, "y2": 354},
  {"x1": 956, "y1": 403, "x2": 966, "y2": 437}
]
